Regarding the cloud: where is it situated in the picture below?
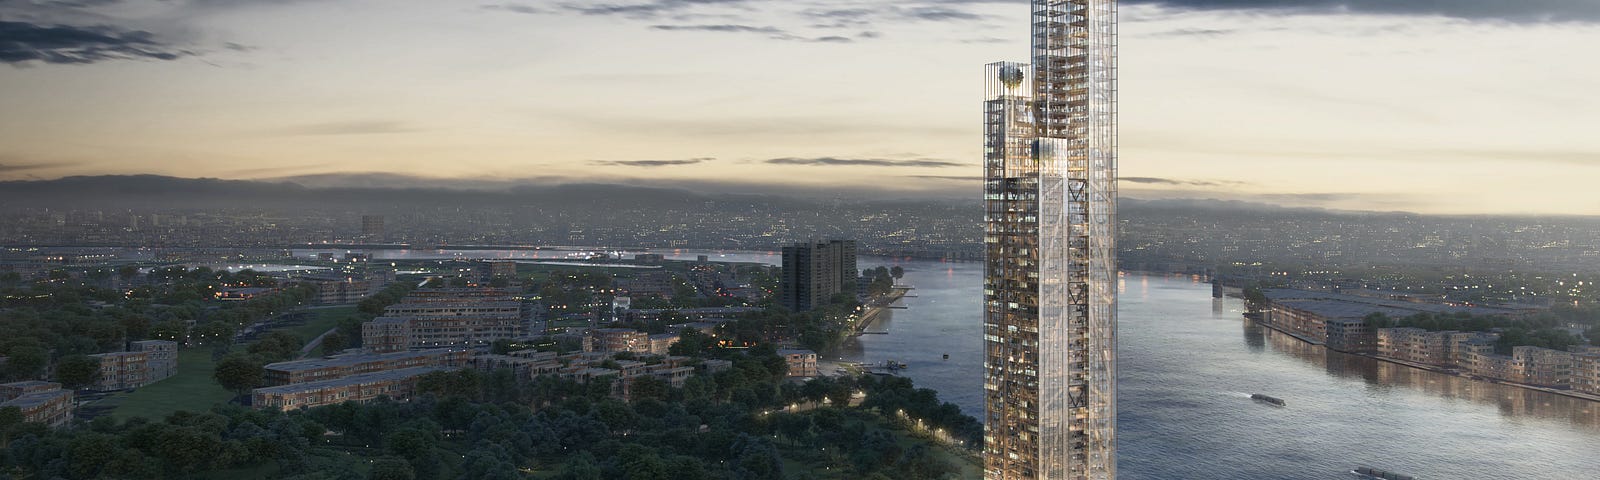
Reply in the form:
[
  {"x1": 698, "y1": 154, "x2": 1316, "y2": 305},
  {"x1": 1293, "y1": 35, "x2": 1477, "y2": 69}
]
[
  {"x1": 898, "y1": 6, "x2": 983, "y2": 22},
  {"x1": 1124, "y1": 0, "x2": 1600, "y2": 22},
  {"x1": 267, "y1": 120, "x2": 420, "y2": 136},
  {"x1": 590, "y1": 158, "x2": 713, "y2": 167},
  {"x1": 647, "y1": 23, "x2": 856, "y2": 42},
  {"x1": 1147, "y1": 28, "x2": 1237, "y2": 38},
  {"x1": 482, "y1": 3, "x2": 548, "y2": 15},
  {"x1": 649, "y1": 24, "x2": 783, "y2": 34},
  {"x1": 800, "y1": 4, "x2": 988, "y2": 29},
  {"x1": 766, "y1": 157, "x2": 966, "y2": 168},
  {"x1": 562, "y1": 0, "x2": 753, "y2": 19},
  {"x1": 0, "y1": 161, "x2": 79, "y2": 173},
  {"x1": 1122, "y1": 177, "x2": 1249, "y2": 187},
  {"x1": 0, "y1": 20, "x2": 189, "y2": 65},
  {"x1": 907, "y1": 175, "x2": 983, "y2": 181}
]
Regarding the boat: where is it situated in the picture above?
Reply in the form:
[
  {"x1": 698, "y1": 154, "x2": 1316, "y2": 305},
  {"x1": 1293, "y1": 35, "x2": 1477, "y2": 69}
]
[
  {"x1": 942, "y1": 353, "x2": 949, "y2": 360},
  {"x1": 1250, "y1": 393, "x2": 1286, "y2": 407},
  {"x1": 1354, "y1": 467, "x2": 1415, "y2": 480}
]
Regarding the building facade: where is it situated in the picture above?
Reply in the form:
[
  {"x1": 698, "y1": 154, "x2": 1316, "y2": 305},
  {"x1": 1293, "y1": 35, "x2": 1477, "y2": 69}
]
[
  {"x1": 777, "y1": 349, "x2": 820, "y2": 378},
  {"x1": 252, "y1": 367, "x2": 446, "y2": 411},
  {"x1": 983, "y1": 1, "x2": 1118, "y2": 478},
  {"x1": 779, "y1": 240, "x2": 858, "y2": 312},
  {"x1": 361, "y1": 291, "x2": 531, "y2": 352},
  {"x1": 89, "y1": 351, "x2": 150, "y2": 391},
  {"x1": 0, "y1": 381, "x2": 74, "y2": 428},
  {"x1": 131, "y1": 340, "x2": 178, "y2": 381},
  {"x1": 263, "y1": 349, "x2": 472, "y2": 386}
]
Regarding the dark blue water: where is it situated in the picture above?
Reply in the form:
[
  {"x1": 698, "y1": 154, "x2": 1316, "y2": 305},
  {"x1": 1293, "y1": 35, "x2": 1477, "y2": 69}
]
[{"x1": 845, "y1": 261, "x2": 1600, "y2": 479}]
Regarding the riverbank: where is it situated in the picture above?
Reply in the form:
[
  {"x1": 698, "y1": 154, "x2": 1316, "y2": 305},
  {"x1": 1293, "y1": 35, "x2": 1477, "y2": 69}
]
[
  {"x1": 1253, "y1": 318, "x2": 1600, "y2": 404},
  {"x1": 853, "y1": 287, "x2": 909, "y2": 335}
]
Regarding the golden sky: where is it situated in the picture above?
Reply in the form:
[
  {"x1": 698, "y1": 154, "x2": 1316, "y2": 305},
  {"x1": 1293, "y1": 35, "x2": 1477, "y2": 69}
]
[{"x1": 1, "y1": 1, "x2": 1598, "y2": 214}]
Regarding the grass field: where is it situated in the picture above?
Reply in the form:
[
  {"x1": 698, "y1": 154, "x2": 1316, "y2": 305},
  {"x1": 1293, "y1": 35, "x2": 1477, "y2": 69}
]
[
  {"x1": 279, "y1": 305, "x2": 359, "y2": 345},
  {"x1": 109, "y1": 348, "x2": 234, "y2": 420},
  {"x1": 107, "y1": 306, "x2": 361, "y2": 420}
]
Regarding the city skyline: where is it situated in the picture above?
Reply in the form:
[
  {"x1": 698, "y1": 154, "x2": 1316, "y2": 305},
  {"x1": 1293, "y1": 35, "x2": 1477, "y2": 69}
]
[{"x1": 2, "y1": 1, "x2": 1599, "y2": 215}]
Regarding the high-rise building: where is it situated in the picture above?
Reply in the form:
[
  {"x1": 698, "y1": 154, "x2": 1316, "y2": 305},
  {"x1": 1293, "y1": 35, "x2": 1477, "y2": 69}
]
[
  {"x1": 983, "y1": 1, "x2": 1118, "y2": 479},
  {"x1": 361, "y1": 215, "x2": 385, "y2": 241},
  {"x1": 780, "y1": 240, "x2": 858, "y2": 312}
]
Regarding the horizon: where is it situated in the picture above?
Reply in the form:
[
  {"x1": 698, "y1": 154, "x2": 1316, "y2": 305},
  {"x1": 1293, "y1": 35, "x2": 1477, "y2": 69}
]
[
  {"x1": 7, "y1": 172, "x2": 1600, "y2": 219},
  {"x1": 3, "y1": 1, "x2": 1598, "y2": 215}
]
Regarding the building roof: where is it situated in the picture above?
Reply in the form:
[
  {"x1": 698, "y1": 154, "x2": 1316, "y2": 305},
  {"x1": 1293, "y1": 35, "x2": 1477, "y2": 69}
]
[
  {"x1": 777, "y1": 349, "x2": 817, "y2": 356},
  {"x1": 1265, "y1": 288, "x2": 1516, "y2": 320},
  {"x1": 88, "y1": 351, "x2": 147, "y2": 359},
  {"x1": 253, "y1": 367, "x2": 449, "y2": 395},
  {"x1": 1, "y1": 380, "x2": 60, "y2": 389},
  {"x1": 265, "y1": 349, "x2": 463, "y2": 373},
  {"x1": 0, "y1": 389, "x2": 70, "y2": 408}
]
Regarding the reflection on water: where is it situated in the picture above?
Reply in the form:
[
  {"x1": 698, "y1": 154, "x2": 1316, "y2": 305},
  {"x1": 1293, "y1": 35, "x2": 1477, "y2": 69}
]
[
  {"x1": 867, "y1": 265, "x2": 1600, "y2": 479},
  {"x1": 1252, "y1": 321, "x2": 1600, "y2": 430}
]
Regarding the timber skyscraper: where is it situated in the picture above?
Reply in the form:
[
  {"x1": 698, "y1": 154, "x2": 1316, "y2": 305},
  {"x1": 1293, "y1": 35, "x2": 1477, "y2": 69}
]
[{"x1": 982, "y1": 0, "x2": 1117, "y2": 479}]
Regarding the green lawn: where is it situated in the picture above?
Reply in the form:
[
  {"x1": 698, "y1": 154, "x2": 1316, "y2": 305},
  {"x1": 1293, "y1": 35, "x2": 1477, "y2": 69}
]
[
  {"x1": 107, "y1": 306, "x2": 361, "y2": 420},
  {"x1": 280, "y1": 305, "x2": 359, "y2": 345},
  {"x1": 110, "y1": 348, "x2": 234, "y2": 420}
]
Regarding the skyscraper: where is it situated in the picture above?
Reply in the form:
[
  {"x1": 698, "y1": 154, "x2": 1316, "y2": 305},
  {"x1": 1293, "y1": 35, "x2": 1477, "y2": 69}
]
[
  {"x1": 983, "y1": 1, "x2": 1117, "y2": 479},
  {"x1": 361, "y1": 215, "x2": 385, "y2": 242},
  {"x1": 780, "y1": 240, "x2": 858, "y2": 312}
]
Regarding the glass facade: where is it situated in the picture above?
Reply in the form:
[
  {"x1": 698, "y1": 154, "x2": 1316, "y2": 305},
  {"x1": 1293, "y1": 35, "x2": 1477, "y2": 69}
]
[{"x1": 984, "y1": 1, "x2": 1116, "y2": 479}]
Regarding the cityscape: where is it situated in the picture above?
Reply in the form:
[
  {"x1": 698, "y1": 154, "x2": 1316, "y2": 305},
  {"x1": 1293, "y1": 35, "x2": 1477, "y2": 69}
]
[{"x1": 3, "y1": 1, "x2": 1600, "y2": 480}]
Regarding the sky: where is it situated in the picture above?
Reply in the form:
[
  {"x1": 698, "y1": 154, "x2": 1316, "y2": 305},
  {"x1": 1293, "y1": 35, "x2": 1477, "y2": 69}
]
[{"x1": 1, "y1": 0, "x2": 1598, "y2": 215}]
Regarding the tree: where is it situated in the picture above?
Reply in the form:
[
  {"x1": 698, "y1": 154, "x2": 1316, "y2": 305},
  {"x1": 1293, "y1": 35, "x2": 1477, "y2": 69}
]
[
  {"x1": 55, "y1": 355, "x2": 101, "y2": 389},
  {"x1": 3, "y1": 345, "x2": 47, "y2": 380},
  {"x1": 214, "y1": 353, "x2": 264, "y2": 396},
  {"x1": 194, "y1": 321, "x2": 236, "y2": 345},
  {"x1": 321, "y1": 331, "x2": 348, "y2": 355},
  {"x1": 118, "y1": 265, "x2": 141, "y2": 281},
  {"x1": 368, "y1": 456, "x2": 416, "y2": 480},
  {"x1": 890, "y1": 266, "x2": 904, "y2": 280},
  {"x1": 150, "y1": 320, "x2": 188, "y2": 342}
]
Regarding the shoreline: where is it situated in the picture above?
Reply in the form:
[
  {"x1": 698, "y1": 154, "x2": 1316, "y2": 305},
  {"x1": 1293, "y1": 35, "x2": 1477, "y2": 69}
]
[
  {"x1": 1253, "y1": 319, "x2": 1600, "y2": 404},
  {"x1": 853, "y1": 287, "x2": 909, "y2": 335}
]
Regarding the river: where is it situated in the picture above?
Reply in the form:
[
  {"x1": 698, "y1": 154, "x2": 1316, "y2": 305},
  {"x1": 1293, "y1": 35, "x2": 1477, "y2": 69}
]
[
  {"x1": 849, "y1": 259, "x2": 1600, "y2": 479},
  {"x1": 298, "y1": 247, "x2": 1600, "y2": 478}
]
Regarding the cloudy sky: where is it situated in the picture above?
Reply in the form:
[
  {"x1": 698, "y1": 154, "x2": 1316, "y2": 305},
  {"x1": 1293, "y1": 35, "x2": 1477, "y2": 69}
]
[{"x1": 1, "y1": 0, "x2": 1597, "y2": 214}]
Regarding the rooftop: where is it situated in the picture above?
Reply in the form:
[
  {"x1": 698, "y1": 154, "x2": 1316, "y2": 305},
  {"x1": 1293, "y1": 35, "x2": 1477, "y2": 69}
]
[
  {"x1": 265, "y1": 349, "x2": 464, "y2": 373},
  {"x1": 254, "y1": 367, "x2": 450, "y2": 395},
  {"x1": 0, "y1": 389, "x2": 71, "y2": 409}
]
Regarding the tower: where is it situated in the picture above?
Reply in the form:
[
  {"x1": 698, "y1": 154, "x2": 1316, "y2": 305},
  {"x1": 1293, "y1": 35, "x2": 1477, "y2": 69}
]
[
  {"x1": 780, "y1": 240, "x2": 858, "y2": 312},
  {"x1": 983, "y1": 1, "x2": 1117, "y2": 479}
]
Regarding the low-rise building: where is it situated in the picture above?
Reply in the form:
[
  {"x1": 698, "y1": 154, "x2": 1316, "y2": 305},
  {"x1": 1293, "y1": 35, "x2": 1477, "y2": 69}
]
[
  {"x1": 88, "y1": 351, "x2": 150, "y2": 390},
  {"x1": 264, "y1": 349, "x2": 471, "y2": 386},
  {"x1": 301, "y1": 273, "x2": 377, "y2": 304},
  {"x1": 593, "y1": 328, "x2": 650, "y2": 354},
  {"x1": 252, "y1": 367, "x2": 448, "y2": 411},
  {"x1": 361, "y1": 292, "x2": 530, "y2": 352},
  {"x1": 1569, "y1": 346, "x2": 1600, "y2": 396},
  {"x1": 1463, "y1": 346, "x2": 1574, "y2": 388},
  {"x1": 648, "y1": 333, "x2": 680, "y2": 355},
  {"x1": 470, "y1": 350, "x2": 563, "y2": 382},
  {"x1": 131, "y1": 340, "x2": 178, "y2": 381},
  {"x1": 777, "y1": 349, "x2": 819, "y2": 378},
  {"x1": 1375, "y1": 327, "x2": 1487, "y2": 367},
  {"x1": 1324, "y1": 318, "x2": 1375, "y2": 353},
  {"x1": 1519, "y1": 346, "x2": 1574, "y2": 388},
  {"x1": 0, "y1": 381, "x2": 74, "y2": 428}
]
